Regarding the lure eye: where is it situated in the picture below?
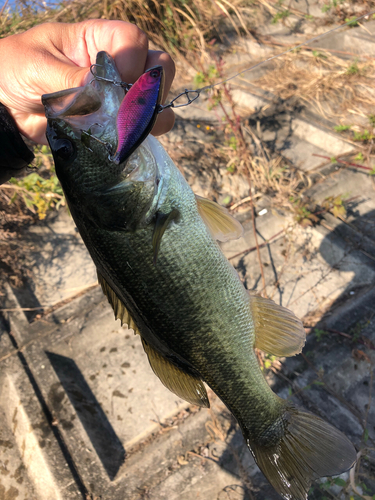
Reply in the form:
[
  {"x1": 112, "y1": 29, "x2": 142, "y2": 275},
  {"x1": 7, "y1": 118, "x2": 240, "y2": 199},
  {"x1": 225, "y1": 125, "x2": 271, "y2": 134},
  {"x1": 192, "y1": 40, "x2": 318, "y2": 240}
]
[
  {"x1": 55, "y1": 139, "x2": 75, "y2": 161},
  {"x1": 150, "y1": 69, "x2": 161, "y2": 78}
]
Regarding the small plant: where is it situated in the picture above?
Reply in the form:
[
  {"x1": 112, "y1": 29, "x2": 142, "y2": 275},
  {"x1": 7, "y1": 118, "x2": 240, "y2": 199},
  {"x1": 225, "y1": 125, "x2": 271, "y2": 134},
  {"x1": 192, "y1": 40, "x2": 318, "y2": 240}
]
[
  {"x1": 355, "y1": 152, "x2": 364, "y2": 161},
  {"x1": 194, "y1": 65, "x2": 219, "y2": 87},
  {"x1": 290, "y1": 196, "x2": 319, "y2": 227},
  {"x1": 314, "y1": 329, "x2": 329, "y2": 342},
  {"x1": 346, "y1": 60, "x2": 360, "y2": 76},
  {"x1": 227, "y1": 136, "x2": 238, "y2": 151},
  {"x1": 322, "y1": 195, "x2": 347, "y2": 219},
  {"x1": 334, "y1": 124, "x2": 351, "y2": 132},
  {"x1": 272, "y1": 9, "x2": 290, "y2": 24},
  {"x1": 345, "y1": 17, "x2": 359, "y2": 27},
  {"x1": 368, "y1": 115, "x2": 375, "y2": 126},
  {"x1": 321, "y1": 0, "x2": 344, "y2": 12},
  {"x1": 353, "y1": 129, "x2": 374, "y2": 143},
  {"x1": 9, "y1": 169, "x2": 65, "y2": 220},
  {"x1": 194, "y1": 65, "x2": 223, "y2": 109},
  {"x1": 263, "y1": 354, "x2": 277, "y2": 370},
  {"x1": 312, "y1": 50, "x2": 327, "y2": 59}
]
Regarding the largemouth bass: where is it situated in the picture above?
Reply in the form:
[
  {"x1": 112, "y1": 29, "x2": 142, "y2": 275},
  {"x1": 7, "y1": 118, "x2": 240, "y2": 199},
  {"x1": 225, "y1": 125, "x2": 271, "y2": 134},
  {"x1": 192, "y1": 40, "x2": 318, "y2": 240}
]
[{"x1": 42, "y1": 51, "x2": 356, "y2": 500}]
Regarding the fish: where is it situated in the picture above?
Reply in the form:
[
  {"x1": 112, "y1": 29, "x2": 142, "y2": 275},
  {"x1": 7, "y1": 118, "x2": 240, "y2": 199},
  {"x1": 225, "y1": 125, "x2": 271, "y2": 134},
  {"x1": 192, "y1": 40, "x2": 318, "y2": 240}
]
[{"x1": 42, "y1": 51, "x2": 357, "y2": 500}]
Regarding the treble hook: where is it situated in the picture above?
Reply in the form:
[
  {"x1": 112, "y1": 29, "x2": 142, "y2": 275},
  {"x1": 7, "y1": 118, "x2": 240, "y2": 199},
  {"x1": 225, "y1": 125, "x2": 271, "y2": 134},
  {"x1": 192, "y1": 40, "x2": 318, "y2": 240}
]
[{"x1": 89, "y1": 64, "x2": 133, "y2": 91}]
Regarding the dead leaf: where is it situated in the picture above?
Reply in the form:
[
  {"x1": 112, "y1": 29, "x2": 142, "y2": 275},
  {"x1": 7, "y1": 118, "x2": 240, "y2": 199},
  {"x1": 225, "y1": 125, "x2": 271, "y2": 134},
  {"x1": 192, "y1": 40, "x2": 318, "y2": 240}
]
[{"x1": 352, "y1": 349, "x2": 371, "y2": 363}]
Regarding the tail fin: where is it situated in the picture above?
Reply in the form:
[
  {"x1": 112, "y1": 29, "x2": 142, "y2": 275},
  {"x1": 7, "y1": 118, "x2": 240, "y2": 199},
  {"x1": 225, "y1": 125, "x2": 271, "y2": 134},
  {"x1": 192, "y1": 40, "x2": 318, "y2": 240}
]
[{"x1": 247, "y1": 407, "x2": 356, "y2": 500}]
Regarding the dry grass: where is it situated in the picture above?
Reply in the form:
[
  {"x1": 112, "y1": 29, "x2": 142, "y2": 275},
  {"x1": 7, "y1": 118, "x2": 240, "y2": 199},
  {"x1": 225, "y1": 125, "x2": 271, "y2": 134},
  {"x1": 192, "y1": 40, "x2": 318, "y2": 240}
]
[
  {"x1": 0, "y1": 0, "x2": 252, "y2": 63},
  {"x1": 253, "y1": 50, "x2": 375, "y2": 123}
]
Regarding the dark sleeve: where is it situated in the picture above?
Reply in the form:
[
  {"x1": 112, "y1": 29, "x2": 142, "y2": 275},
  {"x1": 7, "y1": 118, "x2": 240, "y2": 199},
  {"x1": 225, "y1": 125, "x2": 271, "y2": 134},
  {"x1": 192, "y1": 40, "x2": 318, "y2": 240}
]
[{"x1": 0, "y1": 103, "x2": 35, "y2": 184}]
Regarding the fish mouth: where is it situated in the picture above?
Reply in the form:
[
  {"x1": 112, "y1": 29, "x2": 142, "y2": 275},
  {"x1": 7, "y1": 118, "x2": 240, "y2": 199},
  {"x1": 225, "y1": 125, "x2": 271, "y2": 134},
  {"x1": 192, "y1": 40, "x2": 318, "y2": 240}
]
[{"x1": 42, "y1": 52, "x2": 125, "y2": 146}]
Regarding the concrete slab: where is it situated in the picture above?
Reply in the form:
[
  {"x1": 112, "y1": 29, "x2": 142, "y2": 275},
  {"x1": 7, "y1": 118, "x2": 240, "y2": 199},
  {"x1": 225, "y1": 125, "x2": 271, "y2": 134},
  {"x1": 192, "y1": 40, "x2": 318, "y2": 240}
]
[
  {"x1": 20, "y1": 209, "x2": 97, "y2": 307},
  {"x1": 0, "y1": 354, "x2": 80, "y2": 500}
]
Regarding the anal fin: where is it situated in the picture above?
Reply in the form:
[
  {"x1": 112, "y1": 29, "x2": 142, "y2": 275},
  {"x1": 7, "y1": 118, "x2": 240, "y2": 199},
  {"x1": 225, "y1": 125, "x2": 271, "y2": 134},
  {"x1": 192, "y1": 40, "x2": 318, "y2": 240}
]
[
  {"x1": 98, "y1": 271, "x2": 138, "y2": 332},
  {"x1": 248, "y1": 291, "x2": 305, "y2": 357},
  {"x1": 141, "y1": 338, "x2": 210, "y2": 408}
]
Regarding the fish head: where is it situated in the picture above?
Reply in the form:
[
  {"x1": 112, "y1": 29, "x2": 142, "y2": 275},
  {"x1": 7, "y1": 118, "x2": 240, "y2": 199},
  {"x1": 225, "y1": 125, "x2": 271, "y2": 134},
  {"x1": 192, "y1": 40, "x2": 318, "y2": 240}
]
[{"x1": 42, "y1": 51, "x2": 161, "y2": 230}]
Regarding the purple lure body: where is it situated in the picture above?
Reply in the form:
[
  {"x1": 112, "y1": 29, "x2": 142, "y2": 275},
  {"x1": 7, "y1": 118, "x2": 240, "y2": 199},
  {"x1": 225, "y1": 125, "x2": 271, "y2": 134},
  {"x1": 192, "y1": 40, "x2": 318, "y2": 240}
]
[{"x1": 112, "y1": 66, "x2": 164, "y2": 165}]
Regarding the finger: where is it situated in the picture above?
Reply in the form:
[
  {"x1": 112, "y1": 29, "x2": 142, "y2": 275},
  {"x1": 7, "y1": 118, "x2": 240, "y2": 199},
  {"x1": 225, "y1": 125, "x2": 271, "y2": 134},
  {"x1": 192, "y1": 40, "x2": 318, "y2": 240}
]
[
  {"x1": 32, "y1": 20, "x2": 150, "y2": 92},
  {"x1": 144, "y1": 51, "x2": 176, "y2": 136},
  {"x1": 152, "y1": 108, "x2": 175, "y2": 137},
  {"x1": 82, "y1": 20, "x2": 150, "y2": 84},
  {"x1": 145, "y1": 50, "x2": 176, "y2": 103},
  {"x1": 11, "y1": 111, "x2": 49, "y2": 145}
]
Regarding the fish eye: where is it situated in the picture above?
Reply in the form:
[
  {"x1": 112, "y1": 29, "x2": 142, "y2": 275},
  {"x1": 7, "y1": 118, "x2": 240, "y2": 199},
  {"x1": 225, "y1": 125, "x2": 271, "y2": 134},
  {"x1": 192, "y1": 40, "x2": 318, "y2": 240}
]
[
  {"x1": 55, "y1": 139, "x2": 75, "y2": 161},
  {"x1": 150, "y1": 69, "x2": 160, "y2": 78}
]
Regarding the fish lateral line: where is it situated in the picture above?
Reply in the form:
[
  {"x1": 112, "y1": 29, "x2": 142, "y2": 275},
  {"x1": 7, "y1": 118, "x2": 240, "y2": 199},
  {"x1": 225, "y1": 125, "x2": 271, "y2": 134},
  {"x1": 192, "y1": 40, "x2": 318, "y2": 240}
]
[{"x1": 89, "y1": 9, "x2": 375, "y2": 114}]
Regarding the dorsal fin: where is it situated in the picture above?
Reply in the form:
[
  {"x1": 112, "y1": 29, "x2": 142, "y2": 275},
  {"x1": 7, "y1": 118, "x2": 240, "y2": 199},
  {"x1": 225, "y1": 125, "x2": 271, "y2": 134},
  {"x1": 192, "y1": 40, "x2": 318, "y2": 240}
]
[
  {"x1": 248, "y1": 291, "x2": 305, "y2": 357},
  {"x1": 97, "y1": 271, "x2": 138, "y2": 332},
  {"x1": 141, "y1": 338, "x2": 209, "y2": 408},
  {"x1": 195, "y1": 195, "x2": 243, "y2": 242}
]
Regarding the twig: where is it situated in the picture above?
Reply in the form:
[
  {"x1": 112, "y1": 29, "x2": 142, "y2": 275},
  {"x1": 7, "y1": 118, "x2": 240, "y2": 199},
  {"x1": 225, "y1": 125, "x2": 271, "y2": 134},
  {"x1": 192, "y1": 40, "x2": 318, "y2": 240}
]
[
  {"x1": 229, "y1": 193, "x2": 261, "y2": 210},
  {"x1": 228, "y1": 229, "x2": 285, "y2": 260},
  {"x1": 312, "y1": 154, "x2": 373, "y2": 171},
  {"x1": 212, "y1": 56, "x2": 268, "y2": 296},
  {"x1": 0, "y1": 0, "x2": 8, "y2": 17},
  {"x1": 186, "y1": 450, "x2": 219, "y2": 463},
  {"x1": 350, "y1": 450, "x2": 373, "y2": 500}
]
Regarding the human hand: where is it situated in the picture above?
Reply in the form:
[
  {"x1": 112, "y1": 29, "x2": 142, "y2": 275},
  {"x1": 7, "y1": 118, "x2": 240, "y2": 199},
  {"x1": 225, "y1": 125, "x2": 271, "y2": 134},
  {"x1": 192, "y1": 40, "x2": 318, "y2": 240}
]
[{"x1": 0, "y1": 20, "x2": 175, "y2": 145}]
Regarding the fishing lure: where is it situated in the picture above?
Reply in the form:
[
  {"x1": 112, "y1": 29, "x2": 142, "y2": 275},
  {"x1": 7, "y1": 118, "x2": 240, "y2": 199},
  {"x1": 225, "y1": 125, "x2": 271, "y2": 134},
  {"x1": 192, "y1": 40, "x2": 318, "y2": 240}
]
[{"x1": 84, "y1": 65, "x2": 164, "y2": 164}]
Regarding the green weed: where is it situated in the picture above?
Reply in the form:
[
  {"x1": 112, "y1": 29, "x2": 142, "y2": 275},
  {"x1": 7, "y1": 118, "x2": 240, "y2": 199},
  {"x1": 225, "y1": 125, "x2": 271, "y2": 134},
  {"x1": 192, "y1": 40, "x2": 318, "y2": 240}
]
[
  {"x1": 323, "y1": 195, "x2": 347, "y2": 219},
  {"x1": 321, "y1": 0, "x2": 344, "y2": 12},
  {"x1": 312, "y1": 50, "x2": 327, "y2": 59},
  {"x1": 346, "y1": 60, "x2": 360, "y2": 76},
  {"x1": 263, "y1": 354, "x2": 277, "y2": 370},
  {"x1": 9, "y1": 169, "x2": 65, "y2": 220},
  {"x1": 314, "y1": 329, "x2": 329, "y2": 342},
  {"x1": 345, "y1": 16, "x2": 359, "y2": 27},
  {"x1": 290, "y1": 196, "x2": 319, "y2": 227},
  {"x1": 353, "y1": 129, "x2": 374, "y2": 142},
  {"x1": 334, "y1": 124, "x2": 351, "y2": 132},
  {"x1": 272, "y1": 9, "x2": 290, "y2": 24}
]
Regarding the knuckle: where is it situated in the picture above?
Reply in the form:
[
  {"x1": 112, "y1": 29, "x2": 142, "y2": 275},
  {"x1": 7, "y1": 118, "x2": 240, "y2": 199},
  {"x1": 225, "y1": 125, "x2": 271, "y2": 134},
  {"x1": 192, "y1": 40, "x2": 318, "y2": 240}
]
[
  {"x1": 126, "y1": 24, "x2": 148, "y2": 51},
  {"x1": 160, "y1": 52, "x2": 176, "y2": 79}
]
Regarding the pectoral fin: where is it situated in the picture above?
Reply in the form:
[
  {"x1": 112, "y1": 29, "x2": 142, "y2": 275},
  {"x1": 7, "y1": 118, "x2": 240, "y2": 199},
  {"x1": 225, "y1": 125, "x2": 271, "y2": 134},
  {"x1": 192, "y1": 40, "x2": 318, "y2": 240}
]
[
  {"x1": 98, "y1": 272, "x2": 138, "y2": 332},
  {"x1": 141, "y1": 338, "x2": 210, "y2": 408},
  {"x1": 152, "y1": 209, "x2": 179, "y2": 264},
  {"x1": 195, "y1": 195, "x2": 243, "y2": 242},
  {"x1": 249, "y1": 292, "x2": 305, "y2": 357}
]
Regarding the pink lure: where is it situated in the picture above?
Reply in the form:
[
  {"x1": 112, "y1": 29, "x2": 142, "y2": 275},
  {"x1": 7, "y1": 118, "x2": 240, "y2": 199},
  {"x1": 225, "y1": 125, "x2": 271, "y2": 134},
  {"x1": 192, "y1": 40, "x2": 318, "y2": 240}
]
[{"x1": 112, "y1": 66, "x2": 164, "y2": 165}]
